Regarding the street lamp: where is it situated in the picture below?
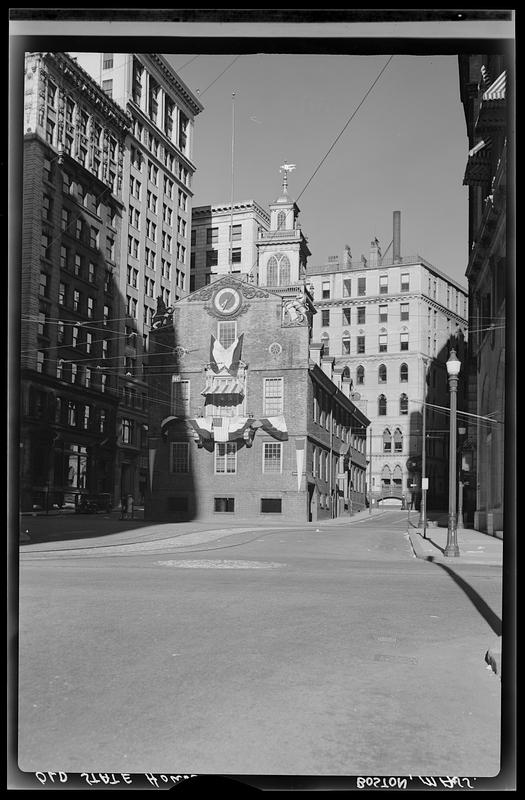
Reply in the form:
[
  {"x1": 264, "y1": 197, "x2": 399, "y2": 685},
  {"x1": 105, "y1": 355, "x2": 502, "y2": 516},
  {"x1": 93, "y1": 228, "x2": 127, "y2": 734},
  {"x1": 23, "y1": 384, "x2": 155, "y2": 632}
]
[{"x1": 445, "y1": 349, "x2": 461, "y2": 557}]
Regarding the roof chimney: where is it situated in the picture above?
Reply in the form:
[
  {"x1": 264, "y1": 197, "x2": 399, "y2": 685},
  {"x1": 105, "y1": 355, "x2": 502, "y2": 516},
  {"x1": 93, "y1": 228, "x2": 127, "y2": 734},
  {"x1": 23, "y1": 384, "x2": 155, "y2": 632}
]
[
  {"x1": 369, "y1": 237, "x2": 381, "y2": 267},
  {"x1": 393, "y1": 211, "x2": 401, "y2": 263}
]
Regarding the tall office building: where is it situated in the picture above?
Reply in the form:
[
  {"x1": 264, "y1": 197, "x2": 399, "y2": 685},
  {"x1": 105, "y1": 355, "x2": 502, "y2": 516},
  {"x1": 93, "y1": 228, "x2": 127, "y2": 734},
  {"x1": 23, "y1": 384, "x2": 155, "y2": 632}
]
[
  {"x1": 69, "y1": 52, "x2": 203, "y2": 503},
  {"x1": 20, "y1": 51, "x2": 131, "y2": 511},
  {"x1": 307, "y1": 213, "x2": 469, "y2": 510},
  {"x1": 190, "y1": 200, "x2": 270, "y2": 290}
]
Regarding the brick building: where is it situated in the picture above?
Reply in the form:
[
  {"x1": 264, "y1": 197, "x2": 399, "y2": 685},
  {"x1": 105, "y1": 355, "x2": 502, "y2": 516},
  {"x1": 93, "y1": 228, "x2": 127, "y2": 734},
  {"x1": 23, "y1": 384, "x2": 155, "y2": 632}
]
[{"x1": 146, "y1": 275, "x2": 369, "y2": 522}]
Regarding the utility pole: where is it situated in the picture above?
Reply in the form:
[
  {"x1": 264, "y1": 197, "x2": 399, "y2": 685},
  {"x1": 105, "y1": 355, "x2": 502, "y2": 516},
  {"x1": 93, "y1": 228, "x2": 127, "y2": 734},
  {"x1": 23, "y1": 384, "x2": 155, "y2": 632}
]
[
  {"x1": 420, "y1": 360, "x2": 428, "y2": 538},
  {"x1": 368, "y1": 425, "x2": 373, "y2": 514},
  {"x1": 228, "y1": 92, "x2": 235, "y2": 274}
]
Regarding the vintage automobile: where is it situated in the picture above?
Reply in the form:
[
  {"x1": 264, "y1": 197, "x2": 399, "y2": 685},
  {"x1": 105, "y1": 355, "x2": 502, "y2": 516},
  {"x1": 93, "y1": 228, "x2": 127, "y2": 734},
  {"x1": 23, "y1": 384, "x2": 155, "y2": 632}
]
[{"x1": 74, "y1": 493, "x2": 113, "y2": 514}]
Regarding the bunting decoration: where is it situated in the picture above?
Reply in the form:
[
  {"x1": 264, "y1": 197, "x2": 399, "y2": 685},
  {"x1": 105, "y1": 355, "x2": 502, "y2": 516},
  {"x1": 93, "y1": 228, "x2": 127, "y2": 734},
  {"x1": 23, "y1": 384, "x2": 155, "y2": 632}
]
[{"x1": 258, "y1": 416, "x2": 289, "y2": 441}]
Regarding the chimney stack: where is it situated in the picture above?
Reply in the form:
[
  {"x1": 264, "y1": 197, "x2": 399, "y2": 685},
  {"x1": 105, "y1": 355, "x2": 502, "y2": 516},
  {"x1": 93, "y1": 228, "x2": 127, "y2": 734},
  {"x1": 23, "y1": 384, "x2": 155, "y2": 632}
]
[{"x1": 393, "y1": 211, "x2": 401, "y2": 263}]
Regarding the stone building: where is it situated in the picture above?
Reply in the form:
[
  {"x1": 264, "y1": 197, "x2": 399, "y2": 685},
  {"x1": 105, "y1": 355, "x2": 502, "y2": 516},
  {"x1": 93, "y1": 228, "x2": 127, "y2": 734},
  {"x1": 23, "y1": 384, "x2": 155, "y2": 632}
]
[
  {"x1": 459, "y1": 54, "x2": 508, "y2": 535},
  {"x1": 65, "y1": 52, "x2": 203, "y2": 504},
  {"x1": 20, "y1": 51, "x2": 131, "y2": 511},
  {"x1": 307, "y1": 213, "x2": 469, "y2": 511},
  {"x1": 190, "y1": 200, "x2": 270, "y2": 290}
]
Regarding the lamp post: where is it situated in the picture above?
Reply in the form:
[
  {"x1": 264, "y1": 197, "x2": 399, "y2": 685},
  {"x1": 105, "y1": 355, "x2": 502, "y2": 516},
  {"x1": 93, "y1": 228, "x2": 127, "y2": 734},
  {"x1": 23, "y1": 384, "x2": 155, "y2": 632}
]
[{"x1": 445, "y1": 350, "x2": 461, "y2": 557}]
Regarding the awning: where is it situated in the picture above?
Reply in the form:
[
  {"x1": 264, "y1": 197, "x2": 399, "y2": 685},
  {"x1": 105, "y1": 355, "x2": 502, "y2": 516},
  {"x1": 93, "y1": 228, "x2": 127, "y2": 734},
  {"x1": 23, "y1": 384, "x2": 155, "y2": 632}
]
[
  {"x1": 482, "y1": 70, "x2": 506, "y2": 102},
  {"x1": 463, "y1": 139, "x2": 493, "y2": 187},
  {"x1": 201, "y1": 375, "x2": 245, "y2": 396}
]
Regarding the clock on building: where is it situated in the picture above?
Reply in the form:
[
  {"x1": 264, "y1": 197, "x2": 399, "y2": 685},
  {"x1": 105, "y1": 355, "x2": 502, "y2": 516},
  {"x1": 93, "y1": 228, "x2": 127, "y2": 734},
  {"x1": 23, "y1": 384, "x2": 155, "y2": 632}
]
[{"x1": 213, "y1": 286, "x2": 242, "y2": 316}]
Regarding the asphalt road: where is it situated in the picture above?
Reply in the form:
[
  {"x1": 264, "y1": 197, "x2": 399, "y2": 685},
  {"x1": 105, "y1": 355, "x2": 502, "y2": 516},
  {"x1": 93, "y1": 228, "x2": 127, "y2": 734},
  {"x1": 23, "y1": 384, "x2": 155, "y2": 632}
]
[{"x1": 17, "y1": 509, "x2": 501, "y2": 778}]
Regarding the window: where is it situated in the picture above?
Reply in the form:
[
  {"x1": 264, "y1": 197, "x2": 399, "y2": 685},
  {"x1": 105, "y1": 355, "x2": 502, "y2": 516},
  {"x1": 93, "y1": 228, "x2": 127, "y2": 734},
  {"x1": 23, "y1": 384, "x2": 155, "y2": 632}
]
[
  {"x1": 67, "y1": 445, "x2": 88, "y2": 489},
  {"x1": 342, "y1": 279, "x2": 351, "y2": 297},
  {"x1": 266, "y1": 253, "x2": 290, "y2": 286},
  {"x1": 45, "y1": 118, "x2": 55, "y2": 144},
  {"x1": 85, "y1": 332, "x2": 93, "y2": 353},
  {"x1": 106, "y1": 237, "x2": 115, "y2": 262},
  {"x1": 356, "y1": 365, "x2": 365, "y2": 385},
  {"x1": 41, "y1": 232, "x2": 51, "y2": 260},
  {"x1": 400, "y1": 363, "x2": 408, "y2": 383},
  {"x1": 321, "y1": 333, "x2": 330, "y2": 356},
  {"x1": 177, "y1": 243, "x2": 186, "y2": 263},
  {"x1": 378, "y1": 394, "x2": 387, "y2": 416},
  {"x1": 263, "y1": 377, "x2": 284, "y2": 416},
  {"x1": 146, "y1": 219, "x2": 157, "y2": 241},
  {"x1": 215, "y1": 442, "x2": 237, "y2": 474},
  {"x1": 400, "y1": 332, "x2": 409, "y2": 351},
  {"x1": 378, "y1": 364, "x2": 387, "y2": 383},
  {"x1": 102, "y1": 53, "x2": 113, "y2": 69},
  {"x1": 179, "y1": 189, "x2": 188, "y2": 211},
  {"x1": 261, "y1": 498, "x2": 282, "y2": 513},
  {"x1": 379, "y1": 274, "x2": 389, "y2": 295},
  {"x1": 70, "y1": 363, "x2": 78, "y2": 384},
  {"x1": 122, "y1": 418, "x2": 134, "y2": 444},
  {"x1": 170, "y1": 442, "x2": 189, "y2": 473},
  {"x1": 342, "y1": 332, "x2": 350, "y2": 355},
  {"x1": 164, "y1": 176, "x2": 174, "y2": 198},
  {"x1": 381, "y1": 465, "x2": 391, "y2": 487},
  {"x1": 357, "y1": 336, "x2": 365, "y2": 354},
  {"x1": 379, "y1": 334, "x2": 388, "y2": 353},
  {"x1": 128, "y1": 236, "x2": 139, "y2": 258},
  {"x1": 73, "y1": 290, "x2": 81, "y2": 312},
  {"x1": 171, "y1": 377, "x2": 190, "y2": 416},
  {"x1": 89, "y1": 227, "x2": 99, "y2": 249},
  {"x1": 36, "y1": 351, "x2": 45, "y2": 373},
  {"x1": 379, "y1": 305, "x2": 388, "y2": 323},
  {"x1": 277, "y1": 211, "x2": 286, "y2": 230},
  {"x1": 217, "y1": 321, "x2": 237, "y2": 348},
  {"x1": 358, "y1": 277, "x2": 366, "y2": 296},
  {"x1": 83, "y1": 405, "x2": 91, "y2": 430},
  {"x1": 231, "y1": 248, "x2": 241, "y2": 264},
  {"x1": 71, "y1": 326, "x2": 79, "y2": 348},
  {"x1": 163, "y1": 232, "x2": 173, "y2": 253},
  {"x1": 47, "y1": 81, "x2": 57, "y2": 106},
  {"x1": 130, "y1": 176, "x2": 141, "y2": 200},
  {"x1": 342, "y1": 307, "x2": 351, "y2": 324},
  {"x1": 322, "y1": 281, "x2": 330, "y2": 299},
  {"x1": 400, "y1": 302, "x2": 409, "y2": 321},
  {"x1": 163, "y1": 204, "x2": 172, "y2": 225},
  {"x1": 394, "y1": 428, "x2": 403, "y2": 453},
  {"x1": 87, "y1": 297, "x2": 95, "y2": 319},
  {"x1": 214, "y1": 497, "x2": 235, "y2": 512},
  {"x1": 148, "y1": 162, "x2": 158, "y2": 185},
  {"x1": 102, "y1": 79, "x2": 113, "y2": 98},
  {"x1": 39, "y1": 272, "x2": 49, "y2": 297},
  {"x1": 230, "y1": 224, "x2": 242, "y2": 241},
  {"x1": 321, "y1": 309, "x2": 330, "y2": 327},
  {"x1": 400, "y1": 273, "x2": 410, "y2": 292},
  {"x1": 383, "y1": 429, "x2": 392, "y2": 453},
  {"x1": 400, "y1": 394, "x2": 408, "y2": 415},
  {"x1": 263, "y1": 442, "x2": 282, "y2": 473},
  {"x1": 58, "y1": 282, "x2": 66, "y2": 306}
]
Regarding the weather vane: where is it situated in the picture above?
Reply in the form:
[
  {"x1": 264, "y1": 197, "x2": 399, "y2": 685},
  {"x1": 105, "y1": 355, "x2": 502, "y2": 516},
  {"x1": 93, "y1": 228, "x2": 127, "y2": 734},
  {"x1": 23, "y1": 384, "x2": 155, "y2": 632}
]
[{"x1": 280, "y1": 162, "x2": 296, "y2": 192}]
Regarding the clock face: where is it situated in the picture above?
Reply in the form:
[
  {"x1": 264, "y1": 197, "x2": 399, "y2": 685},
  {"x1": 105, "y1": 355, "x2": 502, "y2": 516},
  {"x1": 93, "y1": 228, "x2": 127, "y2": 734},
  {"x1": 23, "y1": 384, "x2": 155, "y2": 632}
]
[{"x1": 213, "y1": 287, "x2": 242, "y2": 315}]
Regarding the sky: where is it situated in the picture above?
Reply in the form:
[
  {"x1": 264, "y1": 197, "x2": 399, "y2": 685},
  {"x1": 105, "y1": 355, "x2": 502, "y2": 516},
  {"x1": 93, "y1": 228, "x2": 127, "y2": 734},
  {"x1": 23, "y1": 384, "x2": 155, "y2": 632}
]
[{"x1": 164, "y1": 52, "x2": 470, "y2": 287}]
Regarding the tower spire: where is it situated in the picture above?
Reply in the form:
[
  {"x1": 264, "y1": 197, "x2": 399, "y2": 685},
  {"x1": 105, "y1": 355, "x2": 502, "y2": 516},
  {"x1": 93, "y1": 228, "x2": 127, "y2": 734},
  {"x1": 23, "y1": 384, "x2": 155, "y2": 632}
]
[{"x1": 280, "y1": 162, "x2": 296, "y2": 196}]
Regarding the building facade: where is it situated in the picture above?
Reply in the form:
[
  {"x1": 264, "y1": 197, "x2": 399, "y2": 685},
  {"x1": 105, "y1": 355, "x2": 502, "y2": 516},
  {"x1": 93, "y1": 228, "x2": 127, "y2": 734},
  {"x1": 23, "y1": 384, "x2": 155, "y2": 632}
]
[
  {"x1": 307, "y1": 213, "x2": 469, "y2": 510},
  {"x1": 190, "y1": 201, "x2": 270, "y2": 290},
  {"x1": 459, "y1": 54, "x2": 508, "y2": 535},
  {"x1": 146, "y1": 177, "x2": 368, "y2": 522},
  {"x1": 68, "y1": 52, "x2": 203, "y2": 505},
  {"x1": 20, "y1": 51, "x2": 131, "y2": 511},
  {"x1": 146, "y1": 275, "x2": 369, "y2": 522}
]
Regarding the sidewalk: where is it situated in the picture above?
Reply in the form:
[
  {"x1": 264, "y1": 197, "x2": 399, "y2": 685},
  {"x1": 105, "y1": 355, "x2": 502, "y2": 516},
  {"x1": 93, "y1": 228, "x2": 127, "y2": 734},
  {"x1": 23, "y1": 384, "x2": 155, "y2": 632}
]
[{"x1": 406, "y1": 523, "x2": 503, "y2": 567}]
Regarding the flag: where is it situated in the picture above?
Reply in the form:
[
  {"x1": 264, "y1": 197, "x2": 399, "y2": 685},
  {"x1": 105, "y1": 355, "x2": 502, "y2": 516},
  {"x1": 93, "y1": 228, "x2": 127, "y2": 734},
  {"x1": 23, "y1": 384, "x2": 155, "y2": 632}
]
[
  {"x1": 295, "y1": 438, "x2": 305, "y2": 492},
  {"x1": 212, "y1": 417, "x2": 230, "y2": 443}
]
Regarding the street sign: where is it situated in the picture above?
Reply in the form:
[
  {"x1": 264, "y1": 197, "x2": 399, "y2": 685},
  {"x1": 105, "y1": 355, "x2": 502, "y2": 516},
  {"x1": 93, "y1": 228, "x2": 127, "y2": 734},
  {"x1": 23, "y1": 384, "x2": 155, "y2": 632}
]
[{"x1": 422, "y1": 478, "x2": 429, "y2": 490}]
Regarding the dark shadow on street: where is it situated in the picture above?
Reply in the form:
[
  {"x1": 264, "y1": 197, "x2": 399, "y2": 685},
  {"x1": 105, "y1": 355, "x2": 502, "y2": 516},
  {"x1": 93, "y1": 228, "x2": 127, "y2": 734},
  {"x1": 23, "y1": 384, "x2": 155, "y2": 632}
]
[{"x1": 429, "y1": 557, "x2": 502, "y2": 636}]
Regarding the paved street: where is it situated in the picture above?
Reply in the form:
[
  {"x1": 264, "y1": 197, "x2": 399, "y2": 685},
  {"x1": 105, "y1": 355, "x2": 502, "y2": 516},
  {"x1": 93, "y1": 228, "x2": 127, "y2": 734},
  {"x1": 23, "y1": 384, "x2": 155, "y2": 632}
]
[{"x1": 17, "y1": 509, "x2": 501, "y2": 777}]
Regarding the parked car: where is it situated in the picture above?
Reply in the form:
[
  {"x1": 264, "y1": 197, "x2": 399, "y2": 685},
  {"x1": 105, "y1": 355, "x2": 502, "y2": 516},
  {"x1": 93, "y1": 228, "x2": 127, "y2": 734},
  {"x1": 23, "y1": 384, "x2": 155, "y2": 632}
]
[{"x1": 75, "y1": 494, "x2": 113, "y2": 514}]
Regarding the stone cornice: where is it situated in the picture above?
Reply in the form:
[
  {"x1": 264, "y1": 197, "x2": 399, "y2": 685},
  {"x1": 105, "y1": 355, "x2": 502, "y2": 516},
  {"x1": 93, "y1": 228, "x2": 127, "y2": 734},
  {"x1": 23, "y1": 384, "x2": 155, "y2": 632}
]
[{"x1": 147, "y1": 54, "x2": 204, "y2": 116}]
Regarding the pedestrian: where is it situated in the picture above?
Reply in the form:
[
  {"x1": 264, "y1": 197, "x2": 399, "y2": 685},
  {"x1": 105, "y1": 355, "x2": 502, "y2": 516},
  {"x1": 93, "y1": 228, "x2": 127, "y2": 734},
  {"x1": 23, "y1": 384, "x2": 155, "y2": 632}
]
[
  {"x1": 120, "y1": 496, "x2": 127, "y2": 520},
  {"x1": 126, "y1": 493, "x2": 134, "y2": 521}
]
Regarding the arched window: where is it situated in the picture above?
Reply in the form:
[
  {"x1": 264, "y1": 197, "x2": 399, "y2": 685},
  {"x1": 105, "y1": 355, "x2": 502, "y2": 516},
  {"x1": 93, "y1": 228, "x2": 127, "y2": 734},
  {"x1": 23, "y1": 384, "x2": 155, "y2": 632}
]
[
  {"x1": 378, "y1": 394, "x2": 387, "y2": 416},
  {"x1": 321, "y1": 332, "x2": 330, "y2": 356},
  {"x1": 400, "y1": 393, "x2": 408, "y2": 415},
  {"x1": 277, "y1": 211, "x2": 286, "y2": 230},
  {"x1": 378, "y1": 364, "x2": 387, "y2": 383},
  {"x1": 267, "y1": 255, "x2": 278, "y2": 285},
  {"x1": 342, "y1": 331, "x2": 350, "y2": 355},
  {"x1": 392, "y1": 464, "x2": 403, "y2": 486},
  {"x1": 382, "y1": 428, "x2": 392, "y2": 453},
  {"x1": 341, "y1": 366, "x2": 350, "y2": 380},
  {"x1": 279, "y1": 254, "x2": 290, "y2": 285},
  {"x1": 400, "y1": 363, "x2": 408, "y2": 383},
  {"x1": 356, "y1": 365, "x2": 365, "y2": 385},
  {"x1": 381, "y1": 465, "x2": 391, "y2": 487},
  {"x1": 393, "y1": 428, "x2": 403, "y2": 452}
]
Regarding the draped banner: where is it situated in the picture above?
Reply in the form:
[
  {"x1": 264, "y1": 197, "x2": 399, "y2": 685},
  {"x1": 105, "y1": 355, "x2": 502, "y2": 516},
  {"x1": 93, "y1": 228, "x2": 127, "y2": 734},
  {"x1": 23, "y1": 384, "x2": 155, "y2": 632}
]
[
  {"x1": 148, "y1": 448, "x2": 156, "y2": 492},
  {"x1": 209, "y1": 333, "x2": 244, "y2": 373},
  {"x1": 259, "y1": 416, "x2": 288, "y2": 441},
  {"x1": 295, "y1": 438, "x2": 305, "y2": 492}
]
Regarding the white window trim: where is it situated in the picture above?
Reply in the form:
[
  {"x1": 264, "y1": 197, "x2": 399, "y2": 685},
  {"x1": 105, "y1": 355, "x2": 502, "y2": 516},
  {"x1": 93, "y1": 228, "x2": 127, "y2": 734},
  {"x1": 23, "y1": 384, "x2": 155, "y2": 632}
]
[
  {"x1": 263, "y1": 377, "x2": 284, "y2": 417},
  {"x1": 262, "y1": 441, "x2": 283, "y2": 474},
  {"x1": 214, "y1": 442, "x2": 238, "y2": 475}
]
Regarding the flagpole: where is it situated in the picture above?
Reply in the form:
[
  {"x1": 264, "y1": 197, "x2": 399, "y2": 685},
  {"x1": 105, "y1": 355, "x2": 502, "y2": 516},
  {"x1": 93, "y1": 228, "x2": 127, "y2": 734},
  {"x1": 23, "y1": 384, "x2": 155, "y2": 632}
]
[{"x1": 229, "y1": 92, "x2": 235, "y2": 274}]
